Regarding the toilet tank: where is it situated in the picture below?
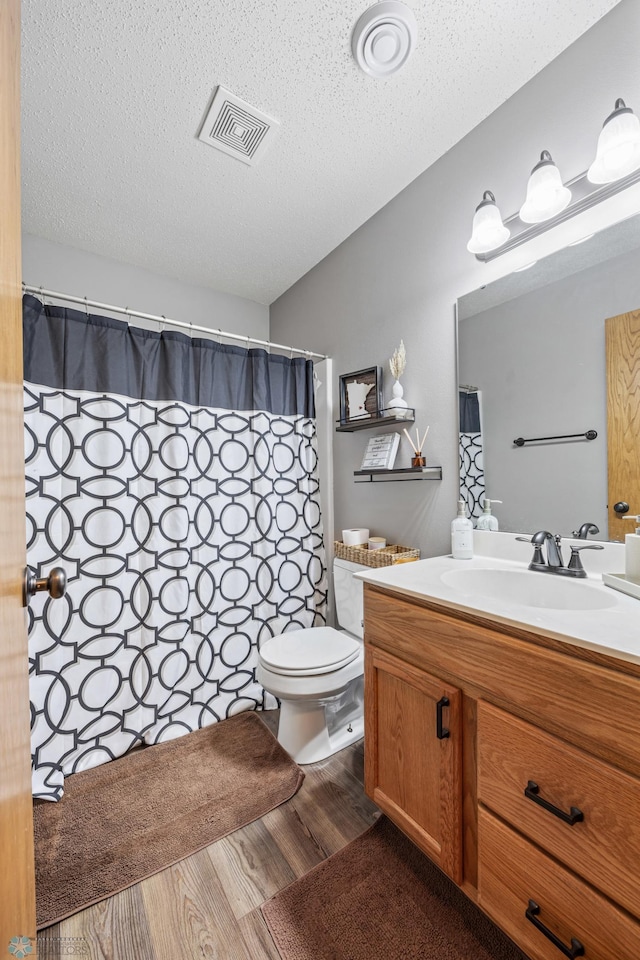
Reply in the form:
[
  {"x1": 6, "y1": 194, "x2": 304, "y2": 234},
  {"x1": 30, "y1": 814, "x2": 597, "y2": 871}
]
[{"x1": 333, "y1": 557, "x2": 367, "y2": 639}]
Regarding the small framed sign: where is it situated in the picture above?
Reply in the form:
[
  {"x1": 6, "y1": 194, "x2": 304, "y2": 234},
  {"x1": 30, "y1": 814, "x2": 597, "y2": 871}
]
[
  {"x1": 339, "y1": 366, "x2": 383, "y2": 423},
  {"x1": 360, "y1": 432, "x2": 400, "y2": 470}
]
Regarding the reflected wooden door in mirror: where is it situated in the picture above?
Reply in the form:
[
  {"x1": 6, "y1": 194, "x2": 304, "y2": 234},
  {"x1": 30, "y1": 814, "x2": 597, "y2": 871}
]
[{"x1": 606, "y1": 308, "x2": 640, "y2": 540}]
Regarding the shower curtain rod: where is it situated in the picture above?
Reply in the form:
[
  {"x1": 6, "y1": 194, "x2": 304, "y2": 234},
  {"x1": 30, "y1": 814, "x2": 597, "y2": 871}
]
[{"x1": 22, "y1": 284, "x2": 328, "y2": 360}]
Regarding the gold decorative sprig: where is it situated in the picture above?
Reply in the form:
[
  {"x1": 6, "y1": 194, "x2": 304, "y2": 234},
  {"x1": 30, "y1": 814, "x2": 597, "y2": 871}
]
[{"x1": 389, "y1": 340, "x2": 406, "y2": 380}]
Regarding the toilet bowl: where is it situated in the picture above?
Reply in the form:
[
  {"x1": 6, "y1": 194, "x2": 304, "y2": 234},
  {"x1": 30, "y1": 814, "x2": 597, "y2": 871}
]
[{"x1": 257, "y1": 557, "x2": 367, "y2": 764}]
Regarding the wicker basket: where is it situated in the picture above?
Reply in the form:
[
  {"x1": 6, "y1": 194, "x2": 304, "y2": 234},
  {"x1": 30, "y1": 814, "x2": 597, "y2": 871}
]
[{"x1": 334, "y1": 541, "x2": 420, "y2": 568}]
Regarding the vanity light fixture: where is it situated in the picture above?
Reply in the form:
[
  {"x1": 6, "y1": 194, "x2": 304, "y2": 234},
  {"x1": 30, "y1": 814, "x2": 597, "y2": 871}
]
[
  {"x1": 468, "y1": 96, "x2": 640, "y2": 262},
  {"x1": 587, "y1": 99, "x2": 640, "y2": 184},
  {"x1": 466, "y1": 191, "x2": 510, "y2": 254},
  {"x1": 519, "y1": 151, "x2": 571, "y2": 224}
]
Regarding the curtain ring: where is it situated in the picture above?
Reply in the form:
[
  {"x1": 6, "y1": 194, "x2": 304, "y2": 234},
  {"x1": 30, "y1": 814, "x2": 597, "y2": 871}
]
[
  {"x1": 124, "y1": 306, "x2": 130, "y2": 326},
  {"x1": 159, "y1": 314, "x2": 166, "y2": 334},
  {"x1": 84, "y1": 296, "x2": 89, "y2": 316},
  {"x1": 216, "y1": 327, "x2": 223, "y2": 344},
  {"x1": 290, "y1": 345, "x2": 294, "y2": 360},
  {"x1": 39, "y1": 285, "x2": 46, "y2": 307}
]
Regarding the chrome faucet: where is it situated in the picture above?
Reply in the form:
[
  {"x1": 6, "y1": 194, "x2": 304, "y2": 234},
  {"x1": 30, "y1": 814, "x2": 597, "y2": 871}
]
[
  {"x1": 516, "y1": 531, "x2": 603, "y2": 578},
  {"x1": 572, "y1": 522, "x2": 600, "y2": 539},
  {"x1": 537, "y1": 530, "x2": 563, "y2": 569},
  {"x1": 516, "y1": 531, "x2": 558, "y2": 571}
]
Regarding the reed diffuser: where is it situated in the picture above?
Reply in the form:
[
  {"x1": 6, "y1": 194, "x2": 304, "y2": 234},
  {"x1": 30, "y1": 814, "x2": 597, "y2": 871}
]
[{"x1": 403, "y1": 425, "x2": 429, "y2": 468}]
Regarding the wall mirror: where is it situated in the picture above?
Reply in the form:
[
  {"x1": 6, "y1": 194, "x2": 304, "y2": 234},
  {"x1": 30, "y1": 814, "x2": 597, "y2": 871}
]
[{"x1": 457, "y1": 213, "x2": 640, "y2": 542}]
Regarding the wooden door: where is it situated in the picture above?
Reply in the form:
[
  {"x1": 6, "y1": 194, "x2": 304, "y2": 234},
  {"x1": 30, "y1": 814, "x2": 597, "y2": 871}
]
[
  {"x1": 364, "y1": 645, "x2": 462, "y2": 883},
  {"x1": 0, "y1": 0, "x2": 37, "y2": 950},
  {"x1": 606, "y1": 309, "x2": 640, "y2": 540}
]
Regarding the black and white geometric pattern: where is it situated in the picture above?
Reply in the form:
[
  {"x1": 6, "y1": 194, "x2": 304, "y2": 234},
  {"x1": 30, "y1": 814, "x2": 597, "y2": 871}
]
[
  {"x1": 458, "y1": 389, "x2": 485, "y2": 523},
  {"x1": 25, "y1": 383, "x2": 326, "y2": 801},
  {"x1": 459, "y1": 432, "x2": 485, "y2": 523}
]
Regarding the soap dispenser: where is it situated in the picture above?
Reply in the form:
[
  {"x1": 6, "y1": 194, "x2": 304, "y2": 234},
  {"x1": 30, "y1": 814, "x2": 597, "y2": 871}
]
[
  {"x1": 622, "y1": 515, "x2": 640, "y2": 584},
  {"x1": 451, "y1": 499, "x2": 473, "y2": 559},
  {"x1": 475, "y1": 498, "x2": 502, "y2": 532}
]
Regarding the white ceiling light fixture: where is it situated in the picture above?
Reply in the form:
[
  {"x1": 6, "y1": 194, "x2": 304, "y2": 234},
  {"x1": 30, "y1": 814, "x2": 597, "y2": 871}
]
[
  {"x1": 519, "y1": 150, "x2": 572, "y2": 223},
  {"x1": 351, "y1": 1, "x2": 417, "y2": 79},
  {"x1": 587, "y1": 98, "x2": 640, "y2": 184},
  {"x1": 466, "y1": 191, "x2": 510, "y2": 255}
]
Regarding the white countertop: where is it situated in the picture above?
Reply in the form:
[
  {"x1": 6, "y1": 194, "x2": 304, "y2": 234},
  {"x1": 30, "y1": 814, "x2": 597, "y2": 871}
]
[{"x1": 355, "y1": 531, "x2": 640, "y2": 667}]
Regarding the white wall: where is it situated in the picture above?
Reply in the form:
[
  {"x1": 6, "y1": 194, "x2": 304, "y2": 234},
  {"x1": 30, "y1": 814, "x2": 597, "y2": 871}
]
[
  {"x1": 270, "y1": 0, "x2": 640, "y2": 558},
  {"x1": 22, "y1": 234, "x2": 269, "y2": 339}
]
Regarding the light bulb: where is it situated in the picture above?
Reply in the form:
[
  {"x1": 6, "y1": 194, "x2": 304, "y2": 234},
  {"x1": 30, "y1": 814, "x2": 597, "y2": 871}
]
[
  {"x1": 467, "y1": 191, "x2": 510, "y2": 254},
  {"x1": 588, "y1": 99, "x2": 640, "y2": 184},
  {"x1": 519, "y1": 151, "x2": 571, "y2": 224}
]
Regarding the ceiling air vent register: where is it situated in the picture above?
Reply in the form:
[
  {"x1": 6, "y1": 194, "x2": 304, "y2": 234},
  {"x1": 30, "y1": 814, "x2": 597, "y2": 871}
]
[
  {"x1": 198, "y1": 86, "x2": 279, "y2": 166},
  {"x1": 352, "y1": 1, "x2": 417, "y2": 78}
]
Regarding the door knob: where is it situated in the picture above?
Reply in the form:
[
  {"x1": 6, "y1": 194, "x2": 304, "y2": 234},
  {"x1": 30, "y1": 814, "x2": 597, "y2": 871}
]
[
  {"x1": 23, "y1": 566, "x2": 67, "y2": 607},
  {"x1": 614, "y1": 501, "x2": 630, "y2": 515}
]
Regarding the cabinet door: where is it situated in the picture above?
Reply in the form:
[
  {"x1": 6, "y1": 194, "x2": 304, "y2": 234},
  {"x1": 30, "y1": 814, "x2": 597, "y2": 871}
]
[{"x1": 365, "y1": 645, "x2": 462, "y2": 882}]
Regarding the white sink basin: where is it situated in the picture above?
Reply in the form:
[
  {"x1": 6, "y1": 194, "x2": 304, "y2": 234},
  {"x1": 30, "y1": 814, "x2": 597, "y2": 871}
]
[{"x1": 441, "y1": 567, "x2": 617, "y2": 611}]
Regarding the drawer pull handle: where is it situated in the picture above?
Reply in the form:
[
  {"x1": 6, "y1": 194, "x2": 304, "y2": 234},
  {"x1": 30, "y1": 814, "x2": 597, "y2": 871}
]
[
  {"x1": 436, "y1": 696, "x2": 450, "y2": 739},
  {"x1": 524, "y1": 781, "x2": 584, "y2": 825},
  {"x1": 526, "y1": 900, "x2": 585, "y2": 958}
]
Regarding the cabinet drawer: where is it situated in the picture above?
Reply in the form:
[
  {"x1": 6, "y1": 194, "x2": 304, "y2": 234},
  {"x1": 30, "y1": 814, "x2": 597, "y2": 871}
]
[
  {"x1": 478, "y1": 809, "x2": 640, "y2": 960},
  {"x1": 478, "y1": 701, "x2": 640, "y2": 919},
  {"x1": 364, "y1": 585, "x2": 640, "y2": 776}
]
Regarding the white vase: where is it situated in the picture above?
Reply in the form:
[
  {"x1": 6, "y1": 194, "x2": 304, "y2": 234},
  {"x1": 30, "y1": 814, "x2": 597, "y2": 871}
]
[{"x1": 388, "y1": 379, "x2": 408, "y2": 409}]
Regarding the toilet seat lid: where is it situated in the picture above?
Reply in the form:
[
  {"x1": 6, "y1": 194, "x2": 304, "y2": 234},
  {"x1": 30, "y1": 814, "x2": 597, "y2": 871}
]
[{"x1": 260, "y1": 627, "x2": 360, "y2": 675}]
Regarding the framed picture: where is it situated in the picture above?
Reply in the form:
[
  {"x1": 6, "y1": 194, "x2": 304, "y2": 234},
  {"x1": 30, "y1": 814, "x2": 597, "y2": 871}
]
[{"x1": 339, "y1": 366, "x2": 383, "y2": 423}]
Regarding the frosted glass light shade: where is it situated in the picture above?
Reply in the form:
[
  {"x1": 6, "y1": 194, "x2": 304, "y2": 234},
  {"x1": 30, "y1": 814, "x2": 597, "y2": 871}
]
[
  {"x1": 519, "y1": 151, "x2": 571, "y2": 223},
  {"x1": 588, "y1": 99, "x2": 640, "y2": 184},
  {"x1": 467, "y1": 191, "x2": 510, "y2": 254}
]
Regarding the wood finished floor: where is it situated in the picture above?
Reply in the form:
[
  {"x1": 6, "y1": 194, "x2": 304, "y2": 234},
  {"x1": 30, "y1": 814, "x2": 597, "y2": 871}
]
[{"x1": 40, "y1": 712, "x2": 379, "y2": 960}]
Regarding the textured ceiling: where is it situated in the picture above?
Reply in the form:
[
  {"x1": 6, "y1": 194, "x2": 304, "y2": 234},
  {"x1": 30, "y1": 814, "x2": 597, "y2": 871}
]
[{"x1": 21, "y1": 0, "x2": 619, "y2": 305}]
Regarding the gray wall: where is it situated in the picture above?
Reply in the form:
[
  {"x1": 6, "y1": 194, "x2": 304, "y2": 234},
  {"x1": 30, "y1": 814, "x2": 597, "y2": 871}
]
[
  {"x1": 22, "y1": 234, "x2": 269, "y2": 339},
  {"x1": 270, "y1": 0, "x2": 640, "y2": 557},
  {"x1": 458, "y1": 244, "x2": 640, "y2": 538}
]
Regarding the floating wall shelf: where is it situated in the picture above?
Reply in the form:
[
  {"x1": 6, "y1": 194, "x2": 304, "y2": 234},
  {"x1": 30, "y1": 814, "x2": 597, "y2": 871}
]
[
  {"x1": 336, "y1": 408, "x2": 415, "y2": 432},
  {"x1": 354, "y1": 466, "x2": 442, "y2": 483}
]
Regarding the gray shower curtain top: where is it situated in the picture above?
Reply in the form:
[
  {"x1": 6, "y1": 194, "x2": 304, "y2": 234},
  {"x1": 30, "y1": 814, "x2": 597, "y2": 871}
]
[
  {"x1": 23, "y1": 295, "x2": 315, "y2": 415},
  {"x1": 23, "y1": 295, "x2": 326, "y2": 800},
  {"x1": 458, "y1": 390, "x2": 480, "y2": 434}
]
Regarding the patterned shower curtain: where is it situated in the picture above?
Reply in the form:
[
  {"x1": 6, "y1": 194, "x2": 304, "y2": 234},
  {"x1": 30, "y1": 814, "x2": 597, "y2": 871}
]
[
  {"x1": 459, "y1": 389, "x2": 485, "y2": 523},
  {"x1": 23, "y1": 295, "x2": 327, "y2": 800}
]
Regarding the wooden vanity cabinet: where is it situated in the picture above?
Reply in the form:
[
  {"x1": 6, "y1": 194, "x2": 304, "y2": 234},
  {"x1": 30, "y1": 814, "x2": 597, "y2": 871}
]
[{"x1": 363, "y1": 582, "x2": 640, "y2": 960}]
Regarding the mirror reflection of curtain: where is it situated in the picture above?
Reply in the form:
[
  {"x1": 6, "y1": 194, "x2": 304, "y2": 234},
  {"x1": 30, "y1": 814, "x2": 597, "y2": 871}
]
[
  {"x1": 459, "y1": 388, "x2": 484, "y2": 522},
  {"x1": 23, "y1": 295, "x2": 327, "y2": 801}
]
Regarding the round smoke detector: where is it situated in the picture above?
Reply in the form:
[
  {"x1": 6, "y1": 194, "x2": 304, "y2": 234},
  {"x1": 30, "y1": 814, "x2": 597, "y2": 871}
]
[{"x1": 351, "y1": 1, "x2": 417, "y2": 78}]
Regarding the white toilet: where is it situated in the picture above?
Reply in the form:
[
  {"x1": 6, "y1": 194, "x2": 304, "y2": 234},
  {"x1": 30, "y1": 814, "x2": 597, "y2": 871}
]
[{"x1": 257, "y1": 557, "x2": 367, "y2": 763}]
